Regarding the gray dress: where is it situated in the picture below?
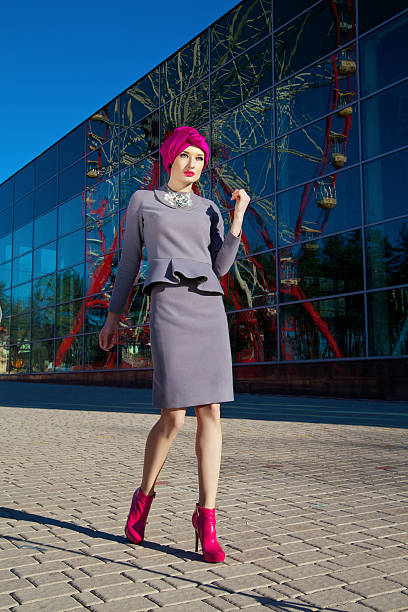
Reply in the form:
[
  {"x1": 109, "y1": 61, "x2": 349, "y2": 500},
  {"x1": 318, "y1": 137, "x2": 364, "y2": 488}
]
[{"x1": 108, "y1": 184, "x2": 242, "y2": 410}]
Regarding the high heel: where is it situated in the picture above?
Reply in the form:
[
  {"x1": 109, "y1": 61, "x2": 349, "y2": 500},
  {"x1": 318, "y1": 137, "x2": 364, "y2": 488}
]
[
  {"x1": 124, "y1": 486, "x2": 156, "y2": 544},
  {"x1": 192, "y1": 502, "x2": 225, "y2": 562}
]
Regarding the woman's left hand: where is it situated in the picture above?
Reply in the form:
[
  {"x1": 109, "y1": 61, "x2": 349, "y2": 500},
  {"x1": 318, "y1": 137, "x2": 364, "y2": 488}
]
[{"x1": 231, "y1": 188, "x2": 250, "y2": 216}]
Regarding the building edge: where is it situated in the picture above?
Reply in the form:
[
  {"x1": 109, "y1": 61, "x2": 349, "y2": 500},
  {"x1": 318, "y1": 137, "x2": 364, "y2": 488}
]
[{"x1": 0, "y1": 358, "x2": 407, "y2": 401}]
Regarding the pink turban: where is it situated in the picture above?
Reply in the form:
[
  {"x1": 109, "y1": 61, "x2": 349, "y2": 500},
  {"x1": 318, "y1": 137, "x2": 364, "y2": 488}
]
[{"x1": 160, "y1": 126, "x2": 209, "y2": 174}]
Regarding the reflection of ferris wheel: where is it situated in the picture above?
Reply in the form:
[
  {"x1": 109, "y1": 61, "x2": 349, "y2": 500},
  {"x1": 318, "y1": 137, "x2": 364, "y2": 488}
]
[
  {"x1": 276, "y1": 0, "x2": 356, "y2": 359},
  {"x1": 225, "y1": 0, "x2": 357, "y2": 363},
  {"x1": 276, "y1": 0, "x2": 356, "y2": 248}
]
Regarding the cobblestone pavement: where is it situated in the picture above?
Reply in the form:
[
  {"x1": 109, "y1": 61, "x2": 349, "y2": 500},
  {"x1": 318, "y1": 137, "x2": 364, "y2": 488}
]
[{"x1": 0, "y1": 382, "x2": 408, "y2": 611}]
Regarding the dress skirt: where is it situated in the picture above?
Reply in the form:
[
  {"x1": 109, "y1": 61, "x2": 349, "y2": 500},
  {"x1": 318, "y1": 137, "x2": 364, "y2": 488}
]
[{"x1": 149, "y1": 275, "x2": 235, "y2": 410}]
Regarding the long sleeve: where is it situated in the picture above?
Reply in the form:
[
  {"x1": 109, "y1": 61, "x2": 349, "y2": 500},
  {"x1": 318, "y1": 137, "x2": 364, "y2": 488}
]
[
  {"x1": 108, "y1": 191, "x2": 144, "y2": 314},
  {"x1": 209, "y1": 203, "x2": 242, "y2": 278}
]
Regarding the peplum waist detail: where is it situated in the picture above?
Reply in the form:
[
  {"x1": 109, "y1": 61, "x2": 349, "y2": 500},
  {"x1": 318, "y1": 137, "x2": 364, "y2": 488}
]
[{"x1": 142, "y1": 258, "x2": 224, "y2": 296}]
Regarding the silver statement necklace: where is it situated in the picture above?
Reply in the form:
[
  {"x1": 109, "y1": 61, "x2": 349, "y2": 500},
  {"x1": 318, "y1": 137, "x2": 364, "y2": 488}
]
[{"x1": 164, "y1": 183, "x2": 193, "y2": 208}]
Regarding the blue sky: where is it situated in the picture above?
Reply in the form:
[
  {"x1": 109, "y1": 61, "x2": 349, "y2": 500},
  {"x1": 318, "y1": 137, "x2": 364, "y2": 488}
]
[{"x1": 0, "y1": 0, "x2": 239, "y2": 185}]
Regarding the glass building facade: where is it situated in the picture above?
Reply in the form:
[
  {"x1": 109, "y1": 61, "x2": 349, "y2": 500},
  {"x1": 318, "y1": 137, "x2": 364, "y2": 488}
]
[{"x1": 1, "y1": 0, "x2": 407, "y2": 398}]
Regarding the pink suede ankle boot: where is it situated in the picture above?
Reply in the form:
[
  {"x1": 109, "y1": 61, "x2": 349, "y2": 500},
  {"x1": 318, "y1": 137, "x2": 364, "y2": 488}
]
[
  {"x1": 124, "y1": 486, "x2": 156, "y2": 544},
  {"x1": 192, "y1": 502, "x2": 225, "y2": 562}
]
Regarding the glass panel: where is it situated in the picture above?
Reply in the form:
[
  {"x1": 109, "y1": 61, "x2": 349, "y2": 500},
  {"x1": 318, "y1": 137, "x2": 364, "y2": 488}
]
[
  {"x1": 85, "y1": 175, "x2": 119, "y2": 228},
  {"x1": 358, "y1": 0, "x2": 406, "y2": 35},
  {"x1": 275, "y1": 2, "x2": 356, "y2": 82},
  {"x1": 59, "y1": 157, "x2": 85, "y2": 204},
  {"x1": 212, "y1": 143, "x2": 274, "y2": 210},
  {"x1": 226, "y1": 250, "x2": 276, "y2": 310},
  {"x1": 58, "y1": 193, "x2": 85, "y2": 237},
  {"x1": 118, "y1": 325, "x2": 152, "y2": 368},
  {"x1": 12, "y1": 252, "x2": 32, "y2": 286},
  {"x1": 33, "y1": 272, "x2": 56, "y2": 310},
  {"x1": 55, "y1": 334, "x2": 83, "y2": 372},
  {"x1": 0, "y1": 207, "x2": 12, "y2": 239},
  {"x1": 366, "y1": 218, "x2": 408, "y2": 289},
  {"x1": 277, "y1": 105, "x2": 359, "y2": 191},
  {"x1": 32, "y1": 339, "x2": 54, "y2": 372},
  {"x1": 86, "y1": 214, "x2": 119, "y2": 293},
  {"x1": 0, "y1": 288, "x2": 11, "y2": 318},
  {"x1": 14, "y1": 163, "x2": 34, "y2": 202},
  {"x1": 9, "y1": 342, "x2": 30, "y2": 373},
  {"x1": 119, "y1": 158, "x2": 160, "y2": 209},
  {"x1": 0, "y1": 261, "x2": 12, "y2": 290},
  {"x1": 274, "y1": 0, "x2": 318, "y2": 30},
  {"x1": 1, "y1": 315, "x2": 10, "y2": 342},
  {"x1": 279, "y1": 229, "x2": 363, "y2": 302},
  {"x1": 276, "y1": 46, "x2": 357, "y2": 137},
  {"x1": 34, "y1": 175, "x2": 58, "y2": 218},
  {"x1": 228, "y1": 306, "x2": 278, "y2": 363},
  {"x1": 84, "y1": 331, "x2": 117, "y2": 370},
  {"x1": 13, "y1": 222, "x2": 32, "y2": 257},
  {"x1": 364, "y1": 148, "x2": 408, "y2": 224},
  {"x1": 34, "y1": 208, "x2": 57, "y2": 248},
  {"x1": 12, "y1": 281, "x2": 31, "y2": 314},
  {"x1": 35, "y1": 143, "x2": 58, "y2": 187},
  {"x1": 0, "y1": 234, "x2": 12, "y2": 264},
  {"x1": 278, "y1": 164, "x2": 362, "y2": 246},
  {"x1": 85, "y1": 282, "x2": 123, "y2": 334},
  {"x1": 104, "y1": 246, "x2": 147, "y2": 315},
  {"x1": 161, "y1": 81, "x2": 209, "y2": 134},
  {"x1": 56, "y1": 263, "x2": 84, "y2": 304},
  {"x1": 368, "y1": 286, "x2": 408, "y2": 356},
  {"x1": 119, "y1": 112, "x2": 159, "y2": 171},
  {"x1": 0, "y1": 344, "x2": 9, "y2": 374},
  {"x1": 33, "y1": 241, "x2": 57, "y2": 279},
  {"x1": 10, "y1": 313, "x2": 31, "y2": 344},
  {"x1": 161, "y1": 32, "x2": 209, "y2": 105},
  {"x1": 13, "y1": 192, "x2": 34, "y2": 229},
  {"x1": 211, "y1": 37, "x2": 272, "y2": 118},
  {"x1": 32, "y1": 306, "x2": 55, "y2": 340},
  {"x1": 211, "y1": 0, "x2": 271, "y2": 71},
  {"x1": 103, "y1": 282, "x2": 149, "y2": 328},
  {"x1": 361, "y1": 79, "x2": 408, "y2": 159},
  {"x1": 57, "y1": 227, "x2": 84, "y2": 270},
  {"x1": 360, "y1": 12, "x2": 408, "y2": 97},
  {"x1": 121, "y1": 69, "x2": 159, "y2": 129},
  {"x1": 280, "y1": 294, "x2": 365, "y2": 359},
  {"x1": 0, "y1": 178, "x2": 13, "y2": 214},
  {"x1": 211, "y1": 90, "x2": 273, "y2": 165},
  {"x1": 55, "y1": 299, "x2": 83, "y2": 337},
  {"x1": 86, "y1": 215, "x2": 119, "y2": 256},
  {"x1": 58, "y1": 124, "x2": 86, "y2": 170},
  {"x1": 233, "y1": 195, "x2": 275, "y2": 255},
  {"x1": 86, "y1": 137, "x2": 119, "y2": 187},
  {"x1": 87, "y1": 98, "x2": 120, "y2": 147}
]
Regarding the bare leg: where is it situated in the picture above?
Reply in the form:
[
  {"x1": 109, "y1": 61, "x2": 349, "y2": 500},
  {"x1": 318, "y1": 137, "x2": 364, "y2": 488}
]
[
  {"x1": 140, "y1": 407, "x2": 186, "y2": 496},
  {"x1": 194, "y1": 403, "x2": 222, "y2": 508}
]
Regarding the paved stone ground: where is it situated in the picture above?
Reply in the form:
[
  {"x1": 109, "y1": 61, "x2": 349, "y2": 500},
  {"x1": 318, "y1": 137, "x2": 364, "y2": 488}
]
[{"x1": 0, "y1": 382, "x2": 408, "y2": 611}]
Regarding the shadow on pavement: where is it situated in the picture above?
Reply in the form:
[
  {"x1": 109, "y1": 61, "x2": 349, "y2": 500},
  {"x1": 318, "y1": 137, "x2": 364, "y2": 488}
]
[{"x1": 1, "y1": 381, "x2": 407, "y2": 428}]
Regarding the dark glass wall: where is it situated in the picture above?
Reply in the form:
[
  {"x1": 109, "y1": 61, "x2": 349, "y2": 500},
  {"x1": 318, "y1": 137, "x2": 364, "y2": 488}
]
[{"x1": 0, "y1": 0, "x2": 407, "y2": 380}]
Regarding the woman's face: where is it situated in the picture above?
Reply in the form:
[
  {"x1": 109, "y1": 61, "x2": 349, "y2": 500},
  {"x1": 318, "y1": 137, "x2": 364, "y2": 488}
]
[{"x1": 169, "y1": 145, "x2": 205, "y2": 184}]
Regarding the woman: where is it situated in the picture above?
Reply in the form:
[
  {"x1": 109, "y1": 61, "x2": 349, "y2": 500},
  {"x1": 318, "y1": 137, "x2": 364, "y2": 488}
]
[{"x1": 99, "y1": 126, "x2": 250, "y2": 563}]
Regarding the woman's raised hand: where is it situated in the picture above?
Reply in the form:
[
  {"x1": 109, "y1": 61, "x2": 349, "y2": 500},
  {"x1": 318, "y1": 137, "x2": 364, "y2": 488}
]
[{"x1": 231, "y1": 188, "x2": 250, "y2": 216}]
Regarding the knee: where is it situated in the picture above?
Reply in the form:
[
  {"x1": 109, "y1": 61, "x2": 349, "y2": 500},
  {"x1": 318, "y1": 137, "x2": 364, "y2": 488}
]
[
  {"x1": 160, "y1": 408, "x2": 186, "y2": 435},
  {"x1": 196, "y1": 403, "x2": 221, "y2": 424}
]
